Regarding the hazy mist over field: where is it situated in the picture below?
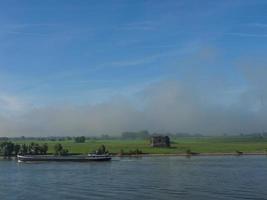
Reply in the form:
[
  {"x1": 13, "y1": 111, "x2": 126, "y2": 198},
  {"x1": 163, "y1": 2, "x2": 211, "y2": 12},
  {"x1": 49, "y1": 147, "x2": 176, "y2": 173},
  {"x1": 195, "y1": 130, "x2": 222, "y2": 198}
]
[
  {"x1": 0, "y1": 56, "x2": 266, "y2": 137},
  {"x1": 0, "y1": 1, "x2": 266, "y2": 136}
]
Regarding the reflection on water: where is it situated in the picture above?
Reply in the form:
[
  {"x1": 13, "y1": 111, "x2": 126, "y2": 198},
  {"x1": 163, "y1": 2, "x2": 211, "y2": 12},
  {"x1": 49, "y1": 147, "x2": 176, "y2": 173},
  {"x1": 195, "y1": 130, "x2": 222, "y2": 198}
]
[{"x1": 0, "y1": 156, "x2": 267, "y2": 200}]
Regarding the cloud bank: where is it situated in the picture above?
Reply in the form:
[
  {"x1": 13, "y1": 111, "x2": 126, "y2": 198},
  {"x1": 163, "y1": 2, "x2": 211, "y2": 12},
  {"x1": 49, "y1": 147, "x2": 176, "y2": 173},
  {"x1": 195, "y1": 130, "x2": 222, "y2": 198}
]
[
  {"x1": 0, "y1": 60, "x2": 267, "y2": 137},
  {"x1": 0, "y1": 46, "x2": 266, "y2": 137}
]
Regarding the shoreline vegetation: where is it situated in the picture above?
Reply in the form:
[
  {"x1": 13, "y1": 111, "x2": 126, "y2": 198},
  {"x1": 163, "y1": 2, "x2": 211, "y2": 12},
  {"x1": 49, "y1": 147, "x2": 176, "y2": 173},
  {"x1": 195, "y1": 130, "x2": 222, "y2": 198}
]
[
  {"x1": 1, "y1": 153, "x2": 267, "y2": 160},
  {"x1": 1, "y1": 135, "x2": 267, "y2": 158}
]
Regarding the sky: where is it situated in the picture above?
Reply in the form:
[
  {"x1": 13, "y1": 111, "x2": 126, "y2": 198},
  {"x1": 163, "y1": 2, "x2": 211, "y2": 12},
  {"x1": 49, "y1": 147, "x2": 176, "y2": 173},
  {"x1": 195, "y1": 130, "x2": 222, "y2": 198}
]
[{"x1": 0, "y1": 0, "x2": 267, "y2": 136}]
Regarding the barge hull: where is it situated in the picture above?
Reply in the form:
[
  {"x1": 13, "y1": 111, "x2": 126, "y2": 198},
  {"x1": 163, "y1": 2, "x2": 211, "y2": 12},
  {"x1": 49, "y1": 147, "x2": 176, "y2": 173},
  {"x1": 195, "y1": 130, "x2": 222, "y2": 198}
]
[{"x1": 17, "y1": 155, "x2": 111, "y2": 162}]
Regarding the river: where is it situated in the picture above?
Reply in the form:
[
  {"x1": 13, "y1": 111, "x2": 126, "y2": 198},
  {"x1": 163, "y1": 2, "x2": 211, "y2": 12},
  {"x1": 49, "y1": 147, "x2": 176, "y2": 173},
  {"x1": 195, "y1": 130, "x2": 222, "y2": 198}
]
[{"x1": 0, "y1": 156, "x2": 267, "y2": 200}]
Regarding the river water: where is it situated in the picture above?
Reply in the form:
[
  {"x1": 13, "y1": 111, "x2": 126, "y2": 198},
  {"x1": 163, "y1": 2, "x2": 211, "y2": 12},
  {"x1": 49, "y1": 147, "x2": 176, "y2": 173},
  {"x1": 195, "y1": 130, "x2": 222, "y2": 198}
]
[{"x1": 0, "y1": 156, "x2": 267, "y2": 200}]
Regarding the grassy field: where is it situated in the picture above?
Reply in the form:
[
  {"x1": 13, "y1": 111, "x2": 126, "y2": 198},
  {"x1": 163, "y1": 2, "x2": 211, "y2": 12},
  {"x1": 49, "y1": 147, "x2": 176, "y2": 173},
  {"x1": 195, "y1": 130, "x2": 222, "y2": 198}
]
[{"x1": 10, "y1": 136, "x2": 267, "y2": 155}]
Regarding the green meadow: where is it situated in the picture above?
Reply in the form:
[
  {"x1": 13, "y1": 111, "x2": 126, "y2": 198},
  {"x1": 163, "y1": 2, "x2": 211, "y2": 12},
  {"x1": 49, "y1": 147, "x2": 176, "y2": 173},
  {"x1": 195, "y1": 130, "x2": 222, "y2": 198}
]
[{"x1": 11, "y1": 136, "x2": 267, "y2": 155}]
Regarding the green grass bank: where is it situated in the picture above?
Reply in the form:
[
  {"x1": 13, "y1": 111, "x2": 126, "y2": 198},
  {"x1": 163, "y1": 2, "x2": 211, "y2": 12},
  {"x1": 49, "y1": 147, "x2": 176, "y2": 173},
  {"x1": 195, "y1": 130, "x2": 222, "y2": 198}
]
[{"x1": 10, "y1": 136, "x2": 267, "y2": 155}]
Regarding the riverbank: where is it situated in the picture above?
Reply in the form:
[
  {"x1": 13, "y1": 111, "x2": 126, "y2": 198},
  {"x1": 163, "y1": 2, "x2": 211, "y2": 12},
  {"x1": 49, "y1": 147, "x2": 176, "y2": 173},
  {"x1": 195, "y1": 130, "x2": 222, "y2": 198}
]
[
  {"x1": 115, "y1": 152, "x2": 267, "y2": 157},
  {"x1": 6, "y1": 136, "x2": 267, "y2": 155}
]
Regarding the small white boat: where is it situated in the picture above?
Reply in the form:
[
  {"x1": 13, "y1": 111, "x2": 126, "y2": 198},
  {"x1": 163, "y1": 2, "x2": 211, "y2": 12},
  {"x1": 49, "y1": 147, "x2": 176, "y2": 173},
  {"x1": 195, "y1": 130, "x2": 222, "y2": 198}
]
[{"x1": 17, "y1": 154, "x2": 112, "y2": 162}]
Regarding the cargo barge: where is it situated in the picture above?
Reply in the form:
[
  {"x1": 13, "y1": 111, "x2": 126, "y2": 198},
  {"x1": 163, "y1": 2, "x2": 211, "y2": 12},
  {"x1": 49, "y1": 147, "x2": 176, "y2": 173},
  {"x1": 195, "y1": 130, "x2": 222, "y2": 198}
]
[{"x1": 17, "y1": 154, "x2": 112, "y2": 162}]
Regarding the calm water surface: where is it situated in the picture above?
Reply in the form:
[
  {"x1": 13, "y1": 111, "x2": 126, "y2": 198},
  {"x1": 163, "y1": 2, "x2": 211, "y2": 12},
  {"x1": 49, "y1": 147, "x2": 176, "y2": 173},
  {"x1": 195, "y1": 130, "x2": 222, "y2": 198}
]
[{"x1": 0, "y1": 156, "x2": 267, "y2": 200}]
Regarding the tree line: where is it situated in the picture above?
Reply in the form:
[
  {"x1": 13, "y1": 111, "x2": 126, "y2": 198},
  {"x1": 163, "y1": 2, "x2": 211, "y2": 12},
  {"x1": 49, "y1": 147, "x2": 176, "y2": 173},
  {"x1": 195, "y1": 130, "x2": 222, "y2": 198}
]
[
  {"x1": 0, "y1": 142, "x2": 72, "y2": 157},
  {"x1": 0, "y1": 142, "x2": 48, "y2": 157},
  {"x1": 0, "y1": 141, "x2": 108, "y2": 157}
]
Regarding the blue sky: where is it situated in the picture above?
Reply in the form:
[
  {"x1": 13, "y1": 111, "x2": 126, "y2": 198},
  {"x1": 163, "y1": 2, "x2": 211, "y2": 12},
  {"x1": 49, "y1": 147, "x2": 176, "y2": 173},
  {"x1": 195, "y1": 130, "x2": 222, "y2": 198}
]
[{"x1": 0, "y1": 0, "x2": 267, "y2": 136}]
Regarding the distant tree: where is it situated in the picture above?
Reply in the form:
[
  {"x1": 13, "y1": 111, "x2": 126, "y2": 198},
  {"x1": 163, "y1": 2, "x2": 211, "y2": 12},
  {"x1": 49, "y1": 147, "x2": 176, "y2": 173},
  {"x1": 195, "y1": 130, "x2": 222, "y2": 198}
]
[
  {"x1": 61, "y1": 149, "x2": 69, "y2": 156},
  {"x1": 20, "y1": 144, "x2": 28, "y2": 155},
  {"x1": 0, "y1": 141, "x2": 14, "y2": 157},
  {"x1": 96, "y1": 145, "x2": 108, "y2": 155},
  {"x1": 14, "y1": 144, "x2": 21, "y2": 155},
  {"x1": 54, "y1": 143, "x2": 63, "y2": 155},
  {"x1": 66, "y1": 137, "x2": 72, "y2": 141},
  {"x1": 129, "y1": 149, "x2": 143, "y2": 155},
  {"x1": 0, "y1": 137, "x2": 9, "y2": 141},
  {"x1": 33, "y1": 144, "x2": 41, "y2": 155},
  {"x1": 26, "y1": 143, "x2": 45, "y2": 155},
  {"x1": 41, "y1": 143, "x2": 48, "y2": 155},
  {"x1": 75, "y1": 136, "x2": 86, "y2": 143},
  {"x1": 101, "y1": 134, "x2": 110, "y2": 139},
  {"x1": 138, "y1": 130, "x2": 150, "y2": 139},
  {"x1": 186, "y1": 149, "x2": 192, "y2": 155},
  {"x1": 28, "y1": 142, "x2": 34, "y2": 154},
  {"x1": 54, "y1": 143, "x2": 68, "y2": 156}
]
